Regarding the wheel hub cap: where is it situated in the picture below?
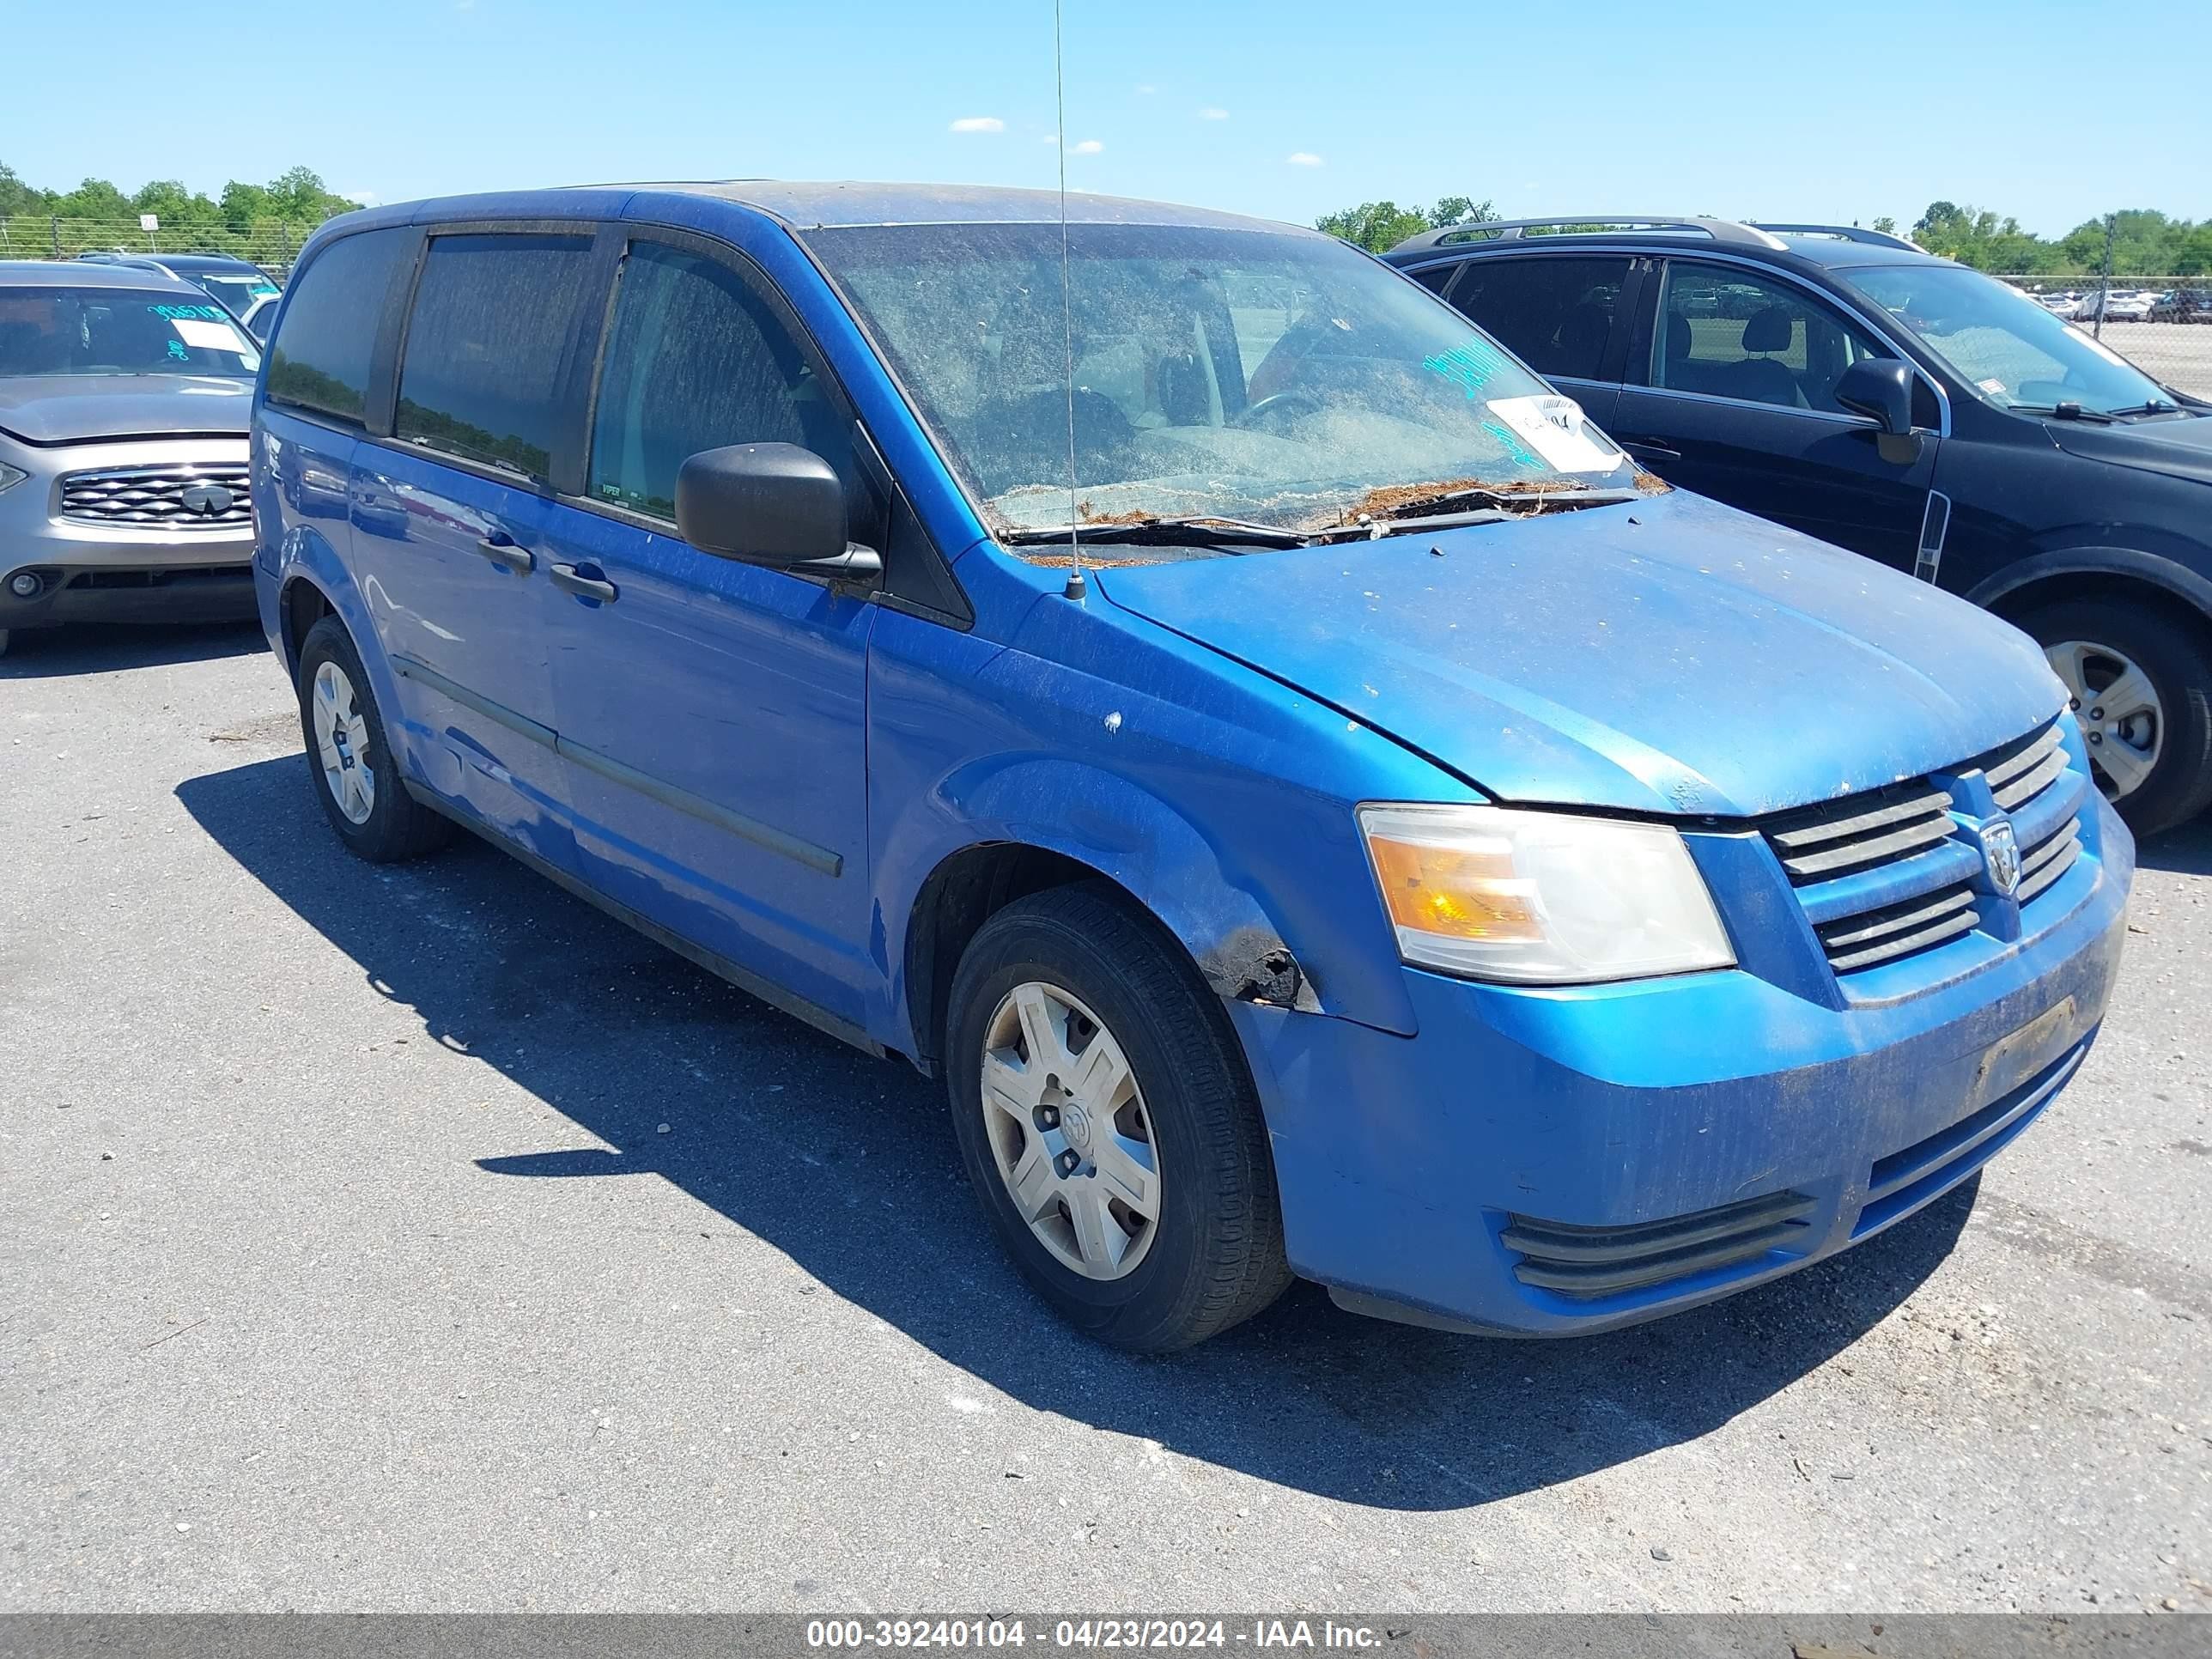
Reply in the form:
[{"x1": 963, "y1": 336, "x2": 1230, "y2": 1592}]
[
  {"x1": 980, "y1": 981, "x2": 1161, "y2": 1281},
  {"x1": 311, "y1": 660, "x2": 376, "y2": 826},
  {"x1": 2045, "y1": 638, "x2": 2162, "y2": 803}
]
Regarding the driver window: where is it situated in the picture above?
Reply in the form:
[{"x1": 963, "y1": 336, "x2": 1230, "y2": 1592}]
[
  {"x1": 587, "y1": 241, "x2": 852, "y2": 521},
  {"x1": 1652, "y1": 262, "x2": 1890, "y2": 415}
]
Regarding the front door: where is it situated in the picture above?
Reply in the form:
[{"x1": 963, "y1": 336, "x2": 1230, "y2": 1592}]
[
  {"x1": 1612, "y1": 258, "x2": 1939, "y2": 570},
  {"x1": 541, "y1": 234, "x2": 877, "y2": 1028}
]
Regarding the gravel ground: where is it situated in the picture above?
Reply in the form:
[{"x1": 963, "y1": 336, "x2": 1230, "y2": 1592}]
[
  {"x1": 2093, "y1": 321, "x2": 2212, "y2": 399},
  {"x1": 2, "y1": 622, "x2": 2207, "y2": 1614}
]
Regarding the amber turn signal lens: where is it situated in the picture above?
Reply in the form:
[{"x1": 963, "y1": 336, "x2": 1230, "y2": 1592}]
[{"x1": 1367, "y1": 834, "x2": 1543, "y2": 942}]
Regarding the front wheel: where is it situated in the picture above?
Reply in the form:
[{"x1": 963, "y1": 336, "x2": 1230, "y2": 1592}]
[
  {"x1": 945, "y1": 884, "x2": 1292, "y2": 1352},
  {"x1": 2022, "y1": 599, "x2": 2212, "y2": 836}
]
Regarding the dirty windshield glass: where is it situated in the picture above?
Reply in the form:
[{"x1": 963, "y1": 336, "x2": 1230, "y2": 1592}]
[
  {"x1": 808, "y1": 222, "x2": 1636, "y2": 537},
  {"x1": 0, "y1": 288, "x2": 261, "y2": 378}
]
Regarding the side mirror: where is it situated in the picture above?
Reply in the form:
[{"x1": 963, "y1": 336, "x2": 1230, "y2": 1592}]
[
  {"x1": 1835, "y1": 357, "x2": 1916, "y2": 436},
  {"x1": 675, "y1": 442, "x2": 872, "y2": 575}
]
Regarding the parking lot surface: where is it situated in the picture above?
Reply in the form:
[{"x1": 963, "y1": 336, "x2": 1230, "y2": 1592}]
[{"x1": 3, "y1": 623, "x2": 2209, "y2": 1613}]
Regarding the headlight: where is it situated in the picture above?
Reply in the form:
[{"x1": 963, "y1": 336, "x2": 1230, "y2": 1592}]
[
  {"x1": 1358, "y1": 803, "x2": 1735, "y2": 983},
  {"x1": 0, "y1": 462, "x2": 27, "y2": 495}
]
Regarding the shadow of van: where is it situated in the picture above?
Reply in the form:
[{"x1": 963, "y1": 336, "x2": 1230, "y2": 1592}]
[{"x1": 177, "y1": 751, "x2": 1973, "y2": 1511}]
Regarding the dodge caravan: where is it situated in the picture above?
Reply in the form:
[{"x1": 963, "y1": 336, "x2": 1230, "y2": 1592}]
[{"x1": 251, "y1": 185, "x2": 2131, "y2": 1350}]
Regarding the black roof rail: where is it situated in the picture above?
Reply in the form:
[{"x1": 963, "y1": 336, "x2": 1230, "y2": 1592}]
[
  {"x1": 1388, "y1": 216, "x2": 1789, "y2": 256},
  {"x1": 1750, "y1": 222, "x2": 1927, "y2": 252}
]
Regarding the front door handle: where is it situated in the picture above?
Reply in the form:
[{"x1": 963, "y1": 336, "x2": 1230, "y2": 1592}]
[
  {"x1": 475, "y1": 534, "x2": 534, "y2": 574},
  {"x1": 550, "y1": 562, "x2": 618, "y2": 604},
  {"x1": 1620, "y1": 438, "x2": 1682, "y2": 460}
]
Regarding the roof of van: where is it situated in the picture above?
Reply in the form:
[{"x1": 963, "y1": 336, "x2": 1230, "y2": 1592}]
[
  {"x1": 650, "y1": 180, "x2": 1312, "y2": 234},
  {"x1": 328, "y1": 181, "x2": 1315, "y2": 238}
]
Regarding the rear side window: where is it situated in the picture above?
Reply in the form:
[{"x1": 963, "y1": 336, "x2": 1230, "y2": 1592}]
[
  {"x1": 1448, "y1": 255, "x2": 1632, "y2": 381},
  {"x1": 265, "y1": 228, "x2": 412, "y2": 422},
  {"x1": 587, "y1": 241, "x2": 852, "y2": 520},
  {"x1": 1409, "y1": 264, "x2": 1458, "y2": 295},
  {"x1": 395, "y1": 234, "x2": 598, "y2": 480}
]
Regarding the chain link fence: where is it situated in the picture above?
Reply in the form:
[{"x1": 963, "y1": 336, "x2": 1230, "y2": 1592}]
[{"x1": 0, "y1": 216, "x2": 322, "y2": 276}]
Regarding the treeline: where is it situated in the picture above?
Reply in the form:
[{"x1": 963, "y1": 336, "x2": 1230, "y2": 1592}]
[
  {"x1": 0, "y1": 162, "x2": 362, "y2": 264},
  {"x1": 1315, "y1": 195, "x2": 2212, "y2": 276}
]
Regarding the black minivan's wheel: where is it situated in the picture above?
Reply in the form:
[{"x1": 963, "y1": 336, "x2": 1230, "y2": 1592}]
[
  {"x1": 295, "y1": 615, "x2": 451, "y2": 862},
  {"x1": 2021, "y1": 599, "x2": 2212, "y2": 836},
  {"x1": 945, "y1": 883, "x2": 1292, "y2": 1352}
]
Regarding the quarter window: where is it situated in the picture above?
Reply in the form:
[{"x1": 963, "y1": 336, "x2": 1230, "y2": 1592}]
[
  {"x1": 1445, "y1": 256, "x2": 1632, "y2": 381},
  {"x1": 394, "y1": 233, "x2": 598, "y2": 479},
  {"x1": 1650, "y1": 261, "x2": 1893, "y2": 414},
  {"x1": 586, "y1": 241, "x2": 851, "y2": 520},
  {"x1": 265, "y1": 227, "x2": 413, "y2": 423}
]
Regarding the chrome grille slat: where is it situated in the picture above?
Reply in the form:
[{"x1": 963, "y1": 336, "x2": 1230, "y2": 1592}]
[
  {"x1": 59, "y1": 464, "x2": 251, "y2": 529},
  {"x1": 1992, "y1": 746, "x2": 2068, "y2": 811},
  {"x1": 1760, "y1": 718, "x2": 2084, "y2": 978}
]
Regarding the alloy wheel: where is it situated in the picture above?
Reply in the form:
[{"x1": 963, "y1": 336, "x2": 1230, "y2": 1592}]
[
  {"x1": 2045, "y1": 638, "x2": 2163, "y2": 802},
  {"x1": 311, "y1": 659, "x2": 376, "y2": 825},
  {"x1": 979, "y1": 980, "x2": 1162, "y2": 1280}
]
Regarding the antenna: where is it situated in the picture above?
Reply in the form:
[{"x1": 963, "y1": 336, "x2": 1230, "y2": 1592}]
[{"x1": 1054, "y1": 0, "x2": 1086, "y2": 600}]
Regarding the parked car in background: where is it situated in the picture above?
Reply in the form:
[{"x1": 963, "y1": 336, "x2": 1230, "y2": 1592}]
[
  {"x1": 0, "y1": 262, "x2": 261, "y2": 655},
  {"x1": 253, "y1": 185, "x2": 2128, "y2": 1351},
  {"x1": 2034, "y1": 290, "x2": 2083, "y2": 317},
  {"x1": 236, "y1": 289, "x2": 282, "y2": 343},
  {"x1": 2151, "y1": 289, "x2": 2212, "y2": 325},
  {"x1": 2088, "y1": 290, "x2": 2159, "y2": 324},
  {"x1": 77, "y1": 252, "x2": 282, "y2": 325},
  {"x1": 1389, "y1": 216, "x2": 2212, "y2": 833}
]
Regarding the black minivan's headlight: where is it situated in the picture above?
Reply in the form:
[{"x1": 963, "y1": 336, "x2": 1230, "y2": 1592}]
[{"x1": 1358, "y1": 804, "x2": 1736, "y2": 984}]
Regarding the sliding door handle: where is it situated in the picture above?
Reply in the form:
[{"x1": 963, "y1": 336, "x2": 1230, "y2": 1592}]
[
  {"x1": 475, "y1": 535, "x2": 534, "y2": 574},
  {"x1": 550, "y1": 562, "x2": 618, "y2": 604}
]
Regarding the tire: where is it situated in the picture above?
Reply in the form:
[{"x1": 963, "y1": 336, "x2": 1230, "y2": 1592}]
[
  {"x1": 945, "y1": 882, "x2": 1292, "y2": 1352},
  {"x1": 295, "y1": 615, "x2": 452, "y2": 862},
  {"x1": 2021, "y1": 598, "x2": 2212, "y2": 836}
]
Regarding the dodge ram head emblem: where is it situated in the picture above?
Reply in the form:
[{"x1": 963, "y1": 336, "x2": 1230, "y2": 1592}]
[
  {"x1": 1982, "y1": 819, "x2": 2021, "y2": 896},
  {"x1": 179, "y1": 483, "x2": 234, "y2": 517}
]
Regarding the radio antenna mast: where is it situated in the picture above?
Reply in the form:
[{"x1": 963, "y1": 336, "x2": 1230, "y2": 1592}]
[{"x1": 1054, "y1": 0, "x2": 1086, "y2": 600}]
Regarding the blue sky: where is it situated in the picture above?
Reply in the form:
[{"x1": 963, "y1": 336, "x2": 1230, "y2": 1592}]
[{"x1": 9, "y1": 0, "x2": 2207, "y2": 236}]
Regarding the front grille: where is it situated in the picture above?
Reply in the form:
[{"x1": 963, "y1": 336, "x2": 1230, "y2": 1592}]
[
  {"x1": 1759, "y1": 720, "x2": 2088, "y2": 977},
  {"x1": 59, "y1": 463, "x2": 251, "y2": 529},
  {"x1": 1504, "y1": 1191, "x2": 1815, "y2": 1298}
]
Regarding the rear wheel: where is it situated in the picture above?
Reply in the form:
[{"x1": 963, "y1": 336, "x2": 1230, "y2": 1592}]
[
  {"x1": 295, "y1": 615, "x2": 451, "y2": 862},
  {"x1": 2022, "y1": 599, "x2": 2212, "y2": 836},
  {"x1": 945, "y1": 883, "x2": 1291, "y2": 1352}
]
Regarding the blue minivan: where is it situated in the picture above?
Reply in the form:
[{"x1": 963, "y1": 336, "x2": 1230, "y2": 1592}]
[{"x1": 251, "y1": 183, "x2": 2132, "y2": 1351}]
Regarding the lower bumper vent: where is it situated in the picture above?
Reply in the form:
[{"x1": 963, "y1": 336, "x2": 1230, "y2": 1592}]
[{"x1": 1504, "y1": 1190, "x2": 1815, "y2": 1298}]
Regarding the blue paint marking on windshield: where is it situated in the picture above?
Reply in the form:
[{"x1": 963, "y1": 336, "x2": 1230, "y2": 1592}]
[{"x1": 1422, "y1": 337, "x2": 1541, "y2": 467}]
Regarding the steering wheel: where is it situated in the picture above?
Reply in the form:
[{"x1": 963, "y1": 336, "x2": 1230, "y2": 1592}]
[{"x1": 1232, "y1": 389, "x2": 1327, "y2": 433}]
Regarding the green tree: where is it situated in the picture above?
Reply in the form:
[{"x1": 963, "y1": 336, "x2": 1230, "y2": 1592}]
[{"x1": 1316, "y1": 195, "x2": 1496, "y2": 253}]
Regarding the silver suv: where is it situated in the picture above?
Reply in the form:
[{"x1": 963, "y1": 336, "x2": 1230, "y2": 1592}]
[{"x1": 0, "y1": 261, "x2": 261, "y2": 656}]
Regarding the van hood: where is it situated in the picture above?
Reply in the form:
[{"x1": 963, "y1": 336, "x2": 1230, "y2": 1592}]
[
  {"x1": 2048, "y1": 409, "x2": 2212, "y2": 488},
  {"x1": 0, "y1": 375, "x2": 252, "y2": 446},
  {"x1": 1094, "y1": 490, "x2": 2065, "y2": 819}
]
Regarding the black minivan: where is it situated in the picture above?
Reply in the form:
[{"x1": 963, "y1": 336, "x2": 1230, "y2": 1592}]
[{"x1": 1387, "y1": 217, "x2": 2212, "y2": 834}]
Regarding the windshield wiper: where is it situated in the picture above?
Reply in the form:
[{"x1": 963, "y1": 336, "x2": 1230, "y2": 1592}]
[
  {"x1": 1001, "y1": 515, "x2": 1313, "y2": 550},
  {"x1": 2011, "y1": 402, "x2": 2117, "y2": 424},
  {"x1": 2097, "y1": 400, "x2": 2184, "y2": 420}
]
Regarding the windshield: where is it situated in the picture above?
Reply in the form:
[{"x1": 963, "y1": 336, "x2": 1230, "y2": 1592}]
[
  {"x1": 187, "y1": 270, "x2": 282, "y2": 319},
  {"x1": 808, "y1": 222, "x2": 1638, "y2": 535},
  {"x1": 0, "y1": 287, "x2": 261, "y2": 379},
  {"x1": 1843, "y1": 264, "x2": 2173, "y2": 416}
]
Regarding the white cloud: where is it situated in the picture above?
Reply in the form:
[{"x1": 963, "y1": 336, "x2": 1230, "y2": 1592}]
[
  {"x1": 1135, "y1": 83, "x2": 1158, "y2": 94},
  {"x1": 1287, "y1": 151, "x2": 1323, "y2": 167},
  {"x1": 949, "y1": 116, "x2": 1005, "y2": 134},
  {"x1": 339, "y1": 190, "x2": 381, "y2": 207},
  {"x1": 1040, "y1": 132, "x2": 1059, "y2": 145},
  {"x1": 1071, "y1": 139, "x2": 1104, "y2": 155},
  {"x1": 1199, "y1": 107, "x2": 1229, "y2": 121}
]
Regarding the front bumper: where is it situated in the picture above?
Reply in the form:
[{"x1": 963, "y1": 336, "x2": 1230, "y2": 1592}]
[
  {"x1": 2, "y1": 436, "x2": 254, "y2": 629},
  {"x1": 1234, "y1": 793, "x2": 2134, "y2": 1336}
]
